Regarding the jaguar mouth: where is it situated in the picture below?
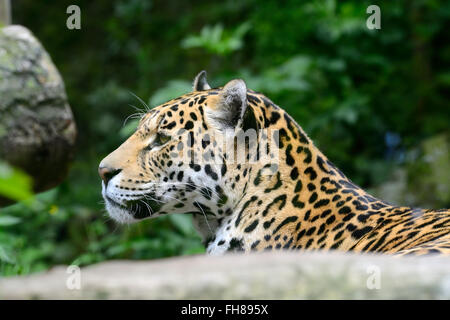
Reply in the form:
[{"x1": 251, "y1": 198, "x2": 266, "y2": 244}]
[
  {"x1": 126, "y1": 199, "x2": 163, "y2": 219},
  {"x1": 106, "y1": 196, "x2": 162, "y2": 219}
]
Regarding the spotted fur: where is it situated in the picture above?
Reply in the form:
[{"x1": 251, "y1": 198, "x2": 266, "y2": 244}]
[{"x1": 99, "y1": 71, "x2": 450, "y2": 256}]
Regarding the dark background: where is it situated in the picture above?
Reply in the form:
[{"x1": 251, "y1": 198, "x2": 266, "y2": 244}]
[{"x1": 0, "y1": 0, "x2": 449, "y2": 275}]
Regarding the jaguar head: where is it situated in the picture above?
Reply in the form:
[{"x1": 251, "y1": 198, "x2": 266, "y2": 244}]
[{"x1": 99, "y1": 71, "x2": 264, "y2": 223}]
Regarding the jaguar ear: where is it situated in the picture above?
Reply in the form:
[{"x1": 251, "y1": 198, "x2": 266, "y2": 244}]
[
  {"x1": 193, "y1": 70, "x2": 211, "y2": 91},
  {"x1": 206, "y1": 79, "x2": 248, "y2": 129}
]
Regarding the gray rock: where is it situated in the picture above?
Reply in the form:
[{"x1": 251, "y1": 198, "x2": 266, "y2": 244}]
[
  {"x1": 0, "y1": 25, "x2": 76, "y2": 205},
  {"x1": 0, "y1": 252, "x2": 449, "y2": 299}
]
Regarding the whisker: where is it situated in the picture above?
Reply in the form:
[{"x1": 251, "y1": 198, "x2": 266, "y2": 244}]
[
  {"x1": 123, "y1": 109, "x2": 145, "y2": 127},
  {"x1": 128, "y1": 91, "x2": 151, "y2": 112},
  {"x1": 139, "y1": 199, "x2": 153, "y2": 216},
  {"x1": 194, "y1": 200, "x2": 213, "y2": 236},
  {"x1": 142, "y1": 194, "x2": 165, "y2": 204}
]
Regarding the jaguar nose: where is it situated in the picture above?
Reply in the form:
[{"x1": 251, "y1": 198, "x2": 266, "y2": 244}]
[{"x1": 98, "y1": 166, "x2": 122, "y2": 186}]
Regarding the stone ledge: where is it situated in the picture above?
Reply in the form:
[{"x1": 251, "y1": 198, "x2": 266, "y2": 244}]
[{"x1": 0, "y1": 252, "x2": 449, "y2": 299}]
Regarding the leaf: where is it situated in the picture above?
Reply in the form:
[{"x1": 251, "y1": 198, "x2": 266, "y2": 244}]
[
  {"x1": 169, "y1": 214, "x2": 194, "y2": 235},
  {"x1": 0, "y1": 162, "x2": 34, "y2": 202},
  {"x1": 181, "y1": 22, "x2": 251, "y2": 56},
  {"x1": 0, "y1": 215, "x2": 21, "y2": 226},
  {"x1": 0, "y1": 246, "x2": 15, "y2": 264}
]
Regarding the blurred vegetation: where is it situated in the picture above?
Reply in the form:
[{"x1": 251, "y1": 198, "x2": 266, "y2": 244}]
[{"x1": 0, "y1": 0, "x2": 449, "y2": 275}]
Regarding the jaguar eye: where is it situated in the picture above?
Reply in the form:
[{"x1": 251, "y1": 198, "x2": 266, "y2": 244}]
[{"x1": 153, "y1": 133, "x2": 171, "y2": 146}]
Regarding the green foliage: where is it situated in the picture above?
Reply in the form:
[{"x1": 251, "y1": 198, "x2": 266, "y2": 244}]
[
  {"x1": 149, "y1": 80, "x2": 192, "y2": 107},
  {"x1": 2, "y1": 0, "x2": 448, "y2": 276},
  {"x1": 406, "y1": 134, "x2": 450, "y2": 206},
  {"x1": 0, "y1": 185, "x2": 203, "y2": 275},
  {"x1": 0, "y1": 162, "x2": 33, "y2": 267},
  {"x1": 182, "y1": 22, "x2": 251, "y2": 56}
]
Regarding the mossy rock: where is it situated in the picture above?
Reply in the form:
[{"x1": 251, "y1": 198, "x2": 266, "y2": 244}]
[{"x1": 0, "y1": 25, "x2": 77, "y2": 205}]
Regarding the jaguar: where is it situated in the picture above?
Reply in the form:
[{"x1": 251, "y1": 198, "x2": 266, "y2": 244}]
[{"x1": 99, "y1": 71, "x2": 450, "y2": 256}]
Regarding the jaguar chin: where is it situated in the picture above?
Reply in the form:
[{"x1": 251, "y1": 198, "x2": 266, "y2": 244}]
[{"x1": 101, "y1": 180, "x2": 163, "y2": 224}]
